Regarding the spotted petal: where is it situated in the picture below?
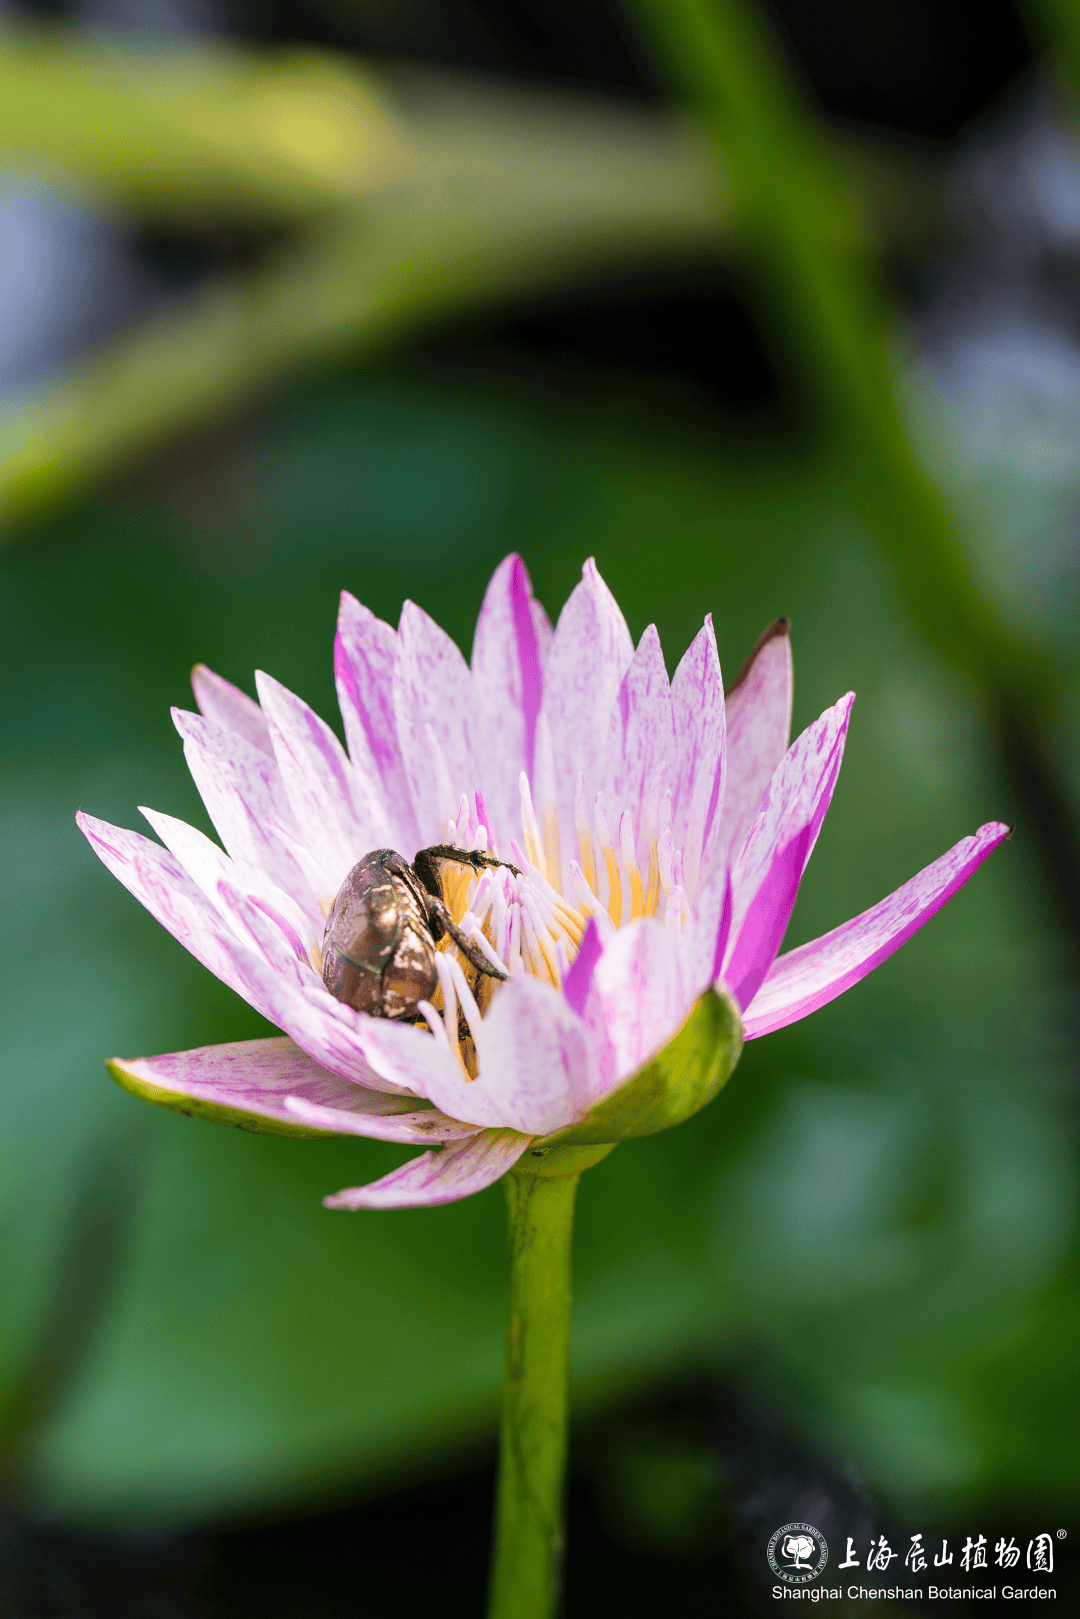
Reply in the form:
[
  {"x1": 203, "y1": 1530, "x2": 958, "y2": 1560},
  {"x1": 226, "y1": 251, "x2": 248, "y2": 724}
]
[
  {"x1": 670, "y1": 615, "x2": 726, "y2": 900},
  {"x1": 539, "y1": 559, "x2": 634, "y2": 872},
  {"x1": 474, "y1": 974, "x2": 596, "y2": 1135},
  {"x1": 603, "y1": 623, "x2": 675, "y2": 862},
  {"x1": 324, "y1": 1128, "x2": 532, "y2": 1210},
  {"x1": 393, "y1": 600, "x2": 483, "y2": 848},
  {"x1": 334, "y1": 592, "x2": 419, "y2": 854},
  {"x1": 730, "y1": 692, "x2": 854, "y2": 940},
  {"x1": 109, "y1": 1037, "x2": 476, "y2": 1141},
  {"x1": 172, "y1": 709, "x2": 318, "y2": 919},
  {"x1": 472, "y1": 554, "x2": 546, "y2": 851},
  {"x1": 191, "y1": 664, "x2": 273, "y2": 756},
  {"x1": 717, "y1": 619, "x2": 793, "y2": 866},
  {"x1": 580, "y1": 917, "x2": 693, "y2": 1103},
  {"x1": 742, "y1": 821, "x2": 1011, "y2": 1038}
]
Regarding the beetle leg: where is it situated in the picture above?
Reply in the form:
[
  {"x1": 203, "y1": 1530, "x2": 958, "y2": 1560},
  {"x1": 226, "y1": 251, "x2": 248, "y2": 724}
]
[
  {"x1": 427, "y1": 894, "x2": 508, "y2": 982},
  {"x1": 413, "y1": 844, "x2": 521, "y2": 901}
]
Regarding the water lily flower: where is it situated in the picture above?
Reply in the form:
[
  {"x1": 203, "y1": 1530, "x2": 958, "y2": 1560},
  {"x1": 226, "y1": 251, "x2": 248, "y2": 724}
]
[{"x1": 78, "y1": 556, "x2": 1008, "y2": 1210}]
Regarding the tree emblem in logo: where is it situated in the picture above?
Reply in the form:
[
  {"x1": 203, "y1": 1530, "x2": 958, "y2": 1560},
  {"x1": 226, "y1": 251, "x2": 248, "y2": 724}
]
[{"x1": 768, "y1": 1523, "x2": 829, "y2": 1584}]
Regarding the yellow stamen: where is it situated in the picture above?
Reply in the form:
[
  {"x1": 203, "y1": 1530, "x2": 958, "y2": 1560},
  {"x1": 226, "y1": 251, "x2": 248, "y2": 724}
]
[
  {"x1": 519, "y1": 772, "x2": 547, "y2": 878},
  {"x1": 574, "y1": 773, "x2": 598, "y2": 895},
  {"x1": 522, "y1": 898, "x2": 561, "y2": 986},
  {"x1": 543, "y1": 809, "x2": 562, "y2": 893},
  {"x1": 644, "y1": 838, "x2": 660, "y2": 917},
  {"x1": 620, "y1": 811, "x2": 645, "y2": 920},
  {"x1": 550, "y1": 897, "x2": 586, "y2": 947},
  {"x1": 594, "y1": 793, "x2": 622, "y2": 927},
  {"x1": 603, "y1": 847, "x2": 621, "y2": 927}
]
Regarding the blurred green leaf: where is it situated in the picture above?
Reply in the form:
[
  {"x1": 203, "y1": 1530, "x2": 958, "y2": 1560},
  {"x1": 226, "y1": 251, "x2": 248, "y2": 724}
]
[
  {"x1": 0, "y1": 65, "x2": 730, "y2": 535},
  {"x1": 0, "y1": 25, "x2": 399, "y2": 219},
  {"x1": 628, "y1": 0, "x2": 1049, "y2": 709}
]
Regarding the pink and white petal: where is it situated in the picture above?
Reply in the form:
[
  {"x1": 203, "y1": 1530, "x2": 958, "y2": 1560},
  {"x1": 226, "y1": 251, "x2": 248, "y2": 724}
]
[
  {"x1": 113, "y1": 1037, "x2": 473, "y2": 1142},
  {"x1": 742, "y1": 821, "x2": 1010, "y2": 1039},
  {"x1": 355, "y1": 1016, "x2": 509, "y2": 1126},
  {"x1": 471, "y1": 555, "x2": 545, "y2": 849},
  {"x1": 563, "y1": 915, "x2": 603, "y2": 1016},
  {"x1": 283, "y1": 1094, "x2": 478, "y2": 1141},
  {"x1": 531, "y1": 596, "x2": 554, "y2": 672},
  {"x1": 583, "y1": 917, "x2": 693, "y2": 1098},
  {"x1": 603, "y1": 624, "x2": 676, "y2": 856},
  {"x1": 139, "y1": 808, "x2": 318, "y2": 962},
  {"x1": 722, "y1": 825, "x2": 813, "y2": 1014},
  {"x1": 473, "y1": 974, "x2": 596, "y2": 1135},
  {"x1": 670, "y1": 616, "x2": 726, "y2": 900},
  {"x1": 191, "y1": 665, "x2": 273, "y2": 756},
  {"x1": 717, "y1": 620, "x2": 793, "y2": 866},
  {"x1": 393, "y1": 601, "x2": 484, "y2": 850},
  {"x1": 256, "y1": 671, "x2": 390, "y2": 892},
  {"x1": 210, "y1": 930, "x2": 418, "y2": 1095},
  {"x1": 172, "y1": 709, "x2": 321, "y2": 920},
  {"x1": 682, "y1": 861, "x2": 733, "y2": 998},
  {"x1": 731, "y1": 692, "x2": 854, "y2": 937},
  {"x1": 539, "y1": 559, "x2": 634, "y2": 859},
  {"x1": 78, "y1": 813, "x2": 256, "y2": 1001},
  {"x1": 213, "y1": 878, "x2": 319, "y2": 979},
  {"x1": 324, "y1": 1128, "x2": 532, "y2": 1210},
  {"x1": 334, "y1": 592, "x2": 420, "y2": 852}
]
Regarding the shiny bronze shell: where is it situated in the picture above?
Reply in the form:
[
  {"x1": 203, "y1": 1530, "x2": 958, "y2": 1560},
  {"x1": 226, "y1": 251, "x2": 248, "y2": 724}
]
[{"x1": 320, "y1": 850, "x2": 438, "y2": 1019}]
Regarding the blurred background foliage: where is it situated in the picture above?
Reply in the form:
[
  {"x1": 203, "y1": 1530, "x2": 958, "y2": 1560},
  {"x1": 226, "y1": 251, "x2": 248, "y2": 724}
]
[{"x1": 1, "y1": 0, "x2": 1079, "y2": 1610}]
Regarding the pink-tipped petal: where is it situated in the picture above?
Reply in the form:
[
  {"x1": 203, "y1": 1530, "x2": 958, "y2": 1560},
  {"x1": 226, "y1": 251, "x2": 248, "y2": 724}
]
[
  {"x1": 324, "y1": 1128, "x2": 532, "y2": 1210},
  {"x1": 113, "y1": 1037, "x2": 474, "y2": 1141},
  {"x1": 191, "y1": 665, "x2": 273, "y2": 756},
  {"x1": 531, "y1": 596, "x2": 554, "y2": 671},
  {"x1": 355, "y1": 1016, "x2": 509, "y2": 1128},
  {"x1": 139, "y1": 807, "x2": 316, "y2": 964},
  {"x1": 538, "y1": 559, "x2": 634, "y2": 866},
  {"x1": 718, "y1": 620, "x2": 793, "y2": 865},
  {"x1": 172, "y1": 709, "x2": 320, "y2": 919},
  {"x1": 473, "y1": 974, "x2": 596, "y2": 1135},
  {"x1": 78, "y1": 812, "x2": 254, "y2": 999},
  {"x1": 603, "y1": 624, "x2": 676, "y2": 855},
  {"x1": 334, "y1": 593, "x2": 420, "y2": 853},
  {"x1": 393, "y1": 600, "x2": 482, "y2": 848},
  {"x1": 670, "y1": 615, "x2": 726, "y2": 899},
  {"x1": 472, "y1": 555, "x2": 545, "y2": 848},
  {"x1": 731, "y1": 692, "x2": 854, "y2": 940},
  {"x1": 742, "y1": 821, "x2": 1011, "y2": 1038},
  {"x1": 583, "y1": 917, "x2": 692, "y2": 1101},
  {"x1": 281, "y1": 1096, "x2": 477, "y2": 1142},
  {"x1": 256, "y1": 671, "x2": 389, "y2": 892},
  {"x1": 723, "y1": 825, "x2": 813, "y2": 1014},
  {"x1": 682, "y1": 860, "x2": 733, "y2": 994},
  {"x1": 563, "y1": 916, "x2": 603, "y2": 1015}
]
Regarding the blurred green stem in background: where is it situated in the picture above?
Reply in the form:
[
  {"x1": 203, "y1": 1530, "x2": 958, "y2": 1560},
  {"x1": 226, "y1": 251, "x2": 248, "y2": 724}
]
[
  {"x1": 0, "y1": 29, "x2": 942, "y2": 537},
  {"x1": 489, "y1": 1163, "x2": 580, "y2": 1619},
  {"x1": 627, "y1": 0, "x2": 1046, "y2": 711},
  {"x1": 0, "y1": 52, "x2": 730, "y2": 531},
  {"x1": 0, "y1": 26, "x2": 401, "y2": 219}
]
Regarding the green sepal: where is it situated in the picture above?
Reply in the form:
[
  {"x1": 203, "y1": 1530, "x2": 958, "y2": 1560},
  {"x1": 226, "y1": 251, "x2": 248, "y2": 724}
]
[
  {"x1": 536, "y1": 987, "x2": 742, "y2": 1148},
  {"x1": 107, "y1": 1058, "x2": 345, "y2": 1139}
]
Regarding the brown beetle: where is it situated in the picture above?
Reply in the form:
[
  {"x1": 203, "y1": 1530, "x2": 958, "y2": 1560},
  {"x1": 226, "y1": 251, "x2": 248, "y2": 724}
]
[{"x1": 320, "y1": 846, "x2": 518, "y2": 1020}]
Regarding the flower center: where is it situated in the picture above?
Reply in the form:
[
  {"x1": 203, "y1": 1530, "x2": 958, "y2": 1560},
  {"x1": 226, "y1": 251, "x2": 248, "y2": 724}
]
[
  {"x1": 434, "y1": 763, "x2": 690, "y2": 997},
  {"x1": 414, "y1": 764, "x2": 695, "y2": 1082}
]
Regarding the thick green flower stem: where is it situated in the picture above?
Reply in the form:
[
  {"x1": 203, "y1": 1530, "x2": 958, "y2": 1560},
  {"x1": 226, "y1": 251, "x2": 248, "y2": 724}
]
[{"x1": 488, "y1": 1143, "x2": 614, "y2": 1619}]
